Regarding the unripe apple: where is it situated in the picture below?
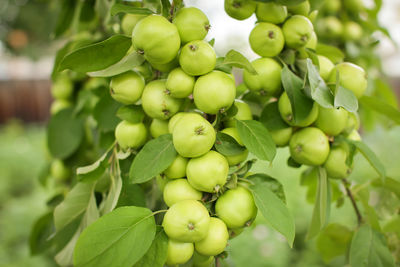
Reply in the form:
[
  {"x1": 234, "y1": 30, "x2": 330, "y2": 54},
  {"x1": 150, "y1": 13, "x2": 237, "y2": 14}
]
[
  {"x1": 315, "y1": 106, "x2": 348, "y2": 136},
  {"x1": 172, "y1": 113, "x2": 216, "y2": 158},
  {"x1": 344, "y1": 0, "x2": 364, "y2": 13},
  {"x1": 121, "y1": 14, "x2": 146, "y2": 35},
  {"x1": 225, "y1": 100, "x2": 253, "y2": 128},
  {"x1": 289, "y1": 127, "x2": 330, "y2": 166},
  {"x1": 224, "y1": 0, "x2": 256, "y2": 20},
  {"x1": 249, "y1": 22, "x2": 285, "y2": 57},
  {"x1": 243, "y1": 58, "x2": 282, "y2": 95},
  {"x1": 343, "y1": 21, "x2": 363, "y2": 41},
  {"x1": 164, "y1": 155, "x2": 188, "y2": 179},
  {"x1": 115, "y1": 120, "x2": 147, "y2": 150},
  {"x1": 50, "y1": 99, "x2": 72, "y2": 115},
  {"x1": 221, "y1": 127, "x2": 249, "y2": 166},
  {"x1": 179, "y1": 40, "x2": 216, "y2": 76},
  {"x1": 282, "y1": 15, "x2": 314, "y2": 49},
  {"x1": 271, "y1": 127, "x2": 293, "y2": 147},
  {"x1": 192, "y1": 252, "x2": 214, "y2": 267},
  {"x1": 149, "y1": 56, "x2": 179, "y2": 73},
  {"x1": 51, "y1": 74, "x2": 73, "y2": 100},
  {"x1": 110, "y1": 71, "x2": 145, "y2": 105},
  {"x1": 173, "y1": 7, "x2": 210, "y2": 44},
  {"x1": 324, "y1": 0, "x2": 341, "y2": 14},
  {"x1": 193, "y1": 71, "x2": 236, "y2": 114},
  {"x1": 195, "y1": 217, "x2": 229, "y2": 256},
  {"x1": 324, "y1": 146, "x2": 351, "y2": 179},
  {"x1": 318, "y1": 55, "x2": 335, "y2": 81},
  {"x1": 166, "y1": 68, "x2": 195, "y2": 98},
  {"x1": 187, "y1": 150, "x2": 229, "y2": 193},
  {"x1": 165, "y1": 239, "x2": 194, "y2": 266},
  {"x1": 287, "y1": 1, "x2": 310, "y2": 16},
  {"x1": 317, "y1": 16, "x2": 343, "y2": 38},
  {"x1": 141, "y1": 80, "x2": 183, "y2": 120},
  {"x1": 132, "y1": 15, "x2": 180, "y2": 64},
  {"x1": 343, "y1": 112, "x2": 360, "y2": 135},
  {"x1": 149, "y1": 118, "x2": 169, "y2": 138},
  {"x1": 328, "y1": 62, "x2": 367, "y2": 98},
  {"x1": 163, "y1": 179, "x2": 202, "y2": 207},
  {"x1": 255, "y1": 2, "x2": 287, "y2": 24},
  {"x1": 305, "y1": 31, "x2": 318, "y2": 50},
  {"x1": 168, "y1": 112, "x2": 187, "y2": 133},
  {"x1": 50, "y1": 159, "x2": 70, "y2": 181},
  {"x1": 278, "y1": 91, "x2": 318, "y2": 127}
]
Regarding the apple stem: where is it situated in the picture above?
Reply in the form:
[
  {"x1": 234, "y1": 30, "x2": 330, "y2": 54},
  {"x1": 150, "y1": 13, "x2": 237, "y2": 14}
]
[{"x1": 342, "y1": 179, "x2": 363, "y2": 226}]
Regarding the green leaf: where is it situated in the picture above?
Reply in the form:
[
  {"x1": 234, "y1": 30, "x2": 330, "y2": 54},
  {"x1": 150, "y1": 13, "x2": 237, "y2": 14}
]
[
  {"x1": 214, "y1": 57, "x2": 233, "y2": 74},
  {"x1": 100, "y1": 165, "x2": 123, "y2": 215},
  {"x1": 275, "y1": 0, "x2": 306, "y2": 5},
  {"x1": 47, "y1": 108, "x2": 84, "y2": 159},
  {"x1": 215, "y1": 132, "x2": 246, "y2": 156},
  {"x1": 249, "y1": 182, "x2": 295, "y2": 247},
  {"x1": 88, "y1": 52, "x2": 146, "y2": 77},
  {"x1": 360, "y1": 95, "x2": 400, "y2": 125},
  {"x1": 306, "y1": 59, "x2": 334, "y2": 108},
  {"x1": 316, "y1": 43, "x2": 345, "y2": 64},
  {"x1": 117, "y1": 184, "x2": 146, "y2": 208},
  {"x1": 134, "y1": 228, "x2": 168, "y2": 267},
  {"x1": 130, "y1": 134, "x2": 177, "y2": 184},
  {"x1": 316, "y1": 223, "x2": 353, "y2": 263},
  {"x1": 236, "y1": 120, "x2": 276, "y2": 162},
  {"x1": 259, "y1": 101, "x2": 290, "y2": 131},
  {"x1": 160, "y1": 0, "x2": 171, "y2": 18},
  {"x1": 334, "y1": 86, "x2": 358, "y2": 113},
  {"x1": 350, "y1": 224, "x2": 395, "y2": 267},
  {"x1": 222, "y1": 50, "x2": 257, "y2": 74},
  {"x1": 306, "y1": 167, "x2": 331, "y2": 240},
  {"x1": 94, "y1": 92, "x2": 122, "y2": 131},
  {"x1": 54, "y1": 182, "x2": 95, "y2": 230},
  {"x1": 349, "y1": 140, "x2": 386, "y2": 180},
  {"x1": 110, "y1": 3, "x2": 154, "y2": 16},
  {"x1": 247, "y1": 173, "x2": 286, "y2": 203},
  {"x1": 372, "y1": 177, "x2": 400, "y2": 199},
  {"x1": 74, "y1": 206, "x2": 156, "y2": 267},
  {"x1": 77, "y1": 153, "x2": 109, "y2": 183},
  {"x1": 59, "y1": 35, "x2": 132, "y2": 73},
  {"x1": 54, "y1": 0, "x2": 76, "y2": 37},
  {"x1": 281, "y1": 66, "x2": 315, "y2": 124},
  {"x1": 29, "y1": 212, "x2": 54, "y2": 255},
  {"x1": 116, "y1": 105, "x2": 145, "y2": 124}
]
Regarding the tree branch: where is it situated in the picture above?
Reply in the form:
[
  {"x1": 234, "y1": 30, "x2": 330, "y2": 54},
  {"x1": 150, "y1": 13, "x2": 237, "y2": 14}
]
[{"x1": 342, "y1": 179, "x2": 363, "y2": 225}]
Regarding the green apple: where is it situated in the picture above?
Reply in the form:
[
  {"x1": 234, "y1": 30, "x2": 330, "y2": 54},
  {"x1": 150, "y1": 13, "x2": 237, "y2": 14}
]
[
  {"x1": 289, "y1": 127, "x2": 330, "y2": 166},
  {"x1": 282, "y1": 15, "x2": 314, "y2": 49},
  {"x1": 51, "y1": 73, "x2": 73, "y2": 100},
  {"x1": 249, "y1": 22, "x2": 285, "y2": 57},
  {"x1": 224, "y1": 0, "x2": 256, "y2": 20},
  {"x1": 150, "y1": 118, "x2": 169, "y2": 138},
  {"x1": 318, "y1": 55, "x2": 335, "y2": 81},
  {"x1": 162, "y1": 199, "x2": 210, "y2": 242},
  {"x1": 163, "y1": 179, "x2": 202, "y2": 207},
  {"x1": 221, "y1": 127, "x2": 249, "y2": 166},
  {"x1": 324, "y1": 0, "x2": 341, "y2": 14},
  {"x1": 317, "y1": 16, "x2": 343, "y2": 38},
  {"x1": 50, "y1": 159, "x2": 70, "y2": 181},
  {"x1": 328, "y1": 62, "x2": 367, "y2": 98},
  {"x1": 179, "y1": 40, "x2": 216, "y2": 76},
  {"x1": 255, "y1": 2, "x2": 287, "y2": 24},
  {"x1": 115, "y1": 120, "x2": 147, "y2": 150},
  {"x1": 243, "y1": 58, "x2": 282, "y2": 95},
  {"x1": 110, "y1": 71, "x2": 145, "y2": 104},
  {"x1": 225, "y1": 100, "x2": 253, "y2": 128},
  {"x1": 187, "y1": 150, "x2": 229, "y2": 193},
  {"x1": 324, "y1": 146, "x2": 351, "y2": 179},
  {"x1": 343, "y1": 112, "x2": 360, "y2": 135},
  {"x1": 168, "y1": 112, "x2": 187, "y2": 133},
  {"x1": 166, "y1": 68, "x2": 195, "y2": 98},
  {"x1": 121, "y1": 14, "x2": 146, "y2": 35},
  {"x1": 132, "y1": 15, "x2": 180, "y2": 64},
  {"x1": 344, "y1": 0, "x2": 364, "y2": 13},
  {"x1": 215, "y1": 186, "x2": 257, "y2": 229},
  {"x1": 166, "y1": 239, "x2": 194, "y2": 266},
  {"x1": 173, "y1": 7, "x2": 210, "y2": 44},
  {"x1": 305, "y1": 31, "x2": 318, "y2": 50},
  {"x1": 164, "y1": 155, "x2": 188, "y2": 179},
  {"x1": 271, "y1": 127, "x2": 293, "y2": 147},
  {"x1": 343, "y1": 21, "x2": 363, "y2": 41},
  {"x1": 141, "y1": 80, "x2": 183, "y2": 120},
  {"x1": 278, "y1": 91, "x2": 319, "y2": 127},
  {"x1": 315, "y1": 106, "x2": 348, "y2": 136},
  {"x1": 50, "y1": 99, "x2": 72, "y2": 115},
  {"x1": 193, "y1": 71, "x2": 236, "y2": 114},
  {"x1": 287, "y1": 1, "x2": 310, "y2": 16},
  {"x1": 149, "y1": 56, "x2": 179, "y2": 73},
  {"x1": 172, "y1": 113, "x2": 216, "y2": 157},
  {"x1": 192, "y1": 252, "x2": 214, "y2": 267},
  {"x1": 195, "y1": 217, "x2": 229, "y2": 256}
]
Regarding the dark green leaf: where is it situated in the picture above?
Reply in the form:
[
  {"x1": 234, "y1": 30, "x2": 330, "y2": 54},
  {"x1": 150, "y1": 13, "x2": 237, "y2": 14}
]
[
  {"x1": 360, "y1": 96, "x2": 400, "y2": 125},
  {"x1": 117, "y1": 184, "x2": 146, "y2": 208},
  {"x1": 116, "y1": 105, "x2": 145, "y2": 124},
  {"x1": 287, "y1": 157, "x2": 302, "y2": 168},
  {"x1": 110, "y1": 3, "x2": 154, "y2": 15},
  {"x1": 134, "y1": 228, "x2": 168, "y2": 267},
  {"x1": 316, "y1": 43, "x2": 345, "y2": 64},
  {"x1": 74, "y1": 207, "x2": 156, "y2": 267},
  {"x1": 94, "y1": 92, "x2": 122, "y2": 131},
  {"x1": 29, "y1": 212, "x2": 54, "y2": 255},
  {"x1": 316, "y1": 223, "x2": 353, "y2": 262},
  {"x1": 54, "y1": 0, "x2": 76, "y2": 37},
  {"x1": 260, "y1": 101, "x2": 289, "y2": 131},
  {"x1": 249, "y1": 182, "x2": 295, "y2": 247},
  {"x1": 77, "y1": 153, "x2": 109, "y2": 183},
  {"x1": 306, "y1": 59, "x2": 334, "y2": 108},
  {"x1": 88, "y1": 52, "x2": 145, "y2": 77},
  {"x1": 236, "y1": 120, "x2": 276, "y2": 162},
  {"x1": 47, "y1": 108, "x2": 84, "y2": 159},
  {"x1": 215, "y1": 132, "x2": 246, "y2": 156},
  {"x1": 223, "y1": 50, "x2": 257, "y2": 74},
  {"x1": 350, "y1": 224, "x2": 395, "y2": 267},
  {"x1": 281, "y1": 66, "x2": 314, "y2": 123},
  {"x1": 130, "y1": 134, "x2": 177, "y2": 184},
  {"x1": 334, "y1": 86, "x2": 358, "y2": 113},
  {"x1": 160, "y1": 0, "x2": 171, "y2": 18},
  {"x1": 59, "y1": 35, "x2": 132, "y2": 73},
  {"x1": 247, "y1": 173, "x2": 286, "y2": 203}
]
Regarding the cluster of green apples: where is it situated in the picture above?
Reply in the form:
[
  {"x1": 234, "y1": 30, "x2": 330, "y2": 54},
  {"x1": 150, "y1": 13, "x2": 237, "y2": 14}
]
[
  {"x1": 224, "y1": 0, "x2": 367, "y2": 178},
  {"x1": 115, "y1": 7, "x2": 259, "y2": 266}
]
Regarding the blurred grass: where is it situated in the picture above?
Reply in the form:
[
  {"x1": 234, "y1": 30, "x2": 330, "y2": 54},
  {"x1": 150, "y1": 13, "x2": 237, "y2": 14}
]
[{"x1": 0, "y1": 121, "x2": 54, "y2": 267}]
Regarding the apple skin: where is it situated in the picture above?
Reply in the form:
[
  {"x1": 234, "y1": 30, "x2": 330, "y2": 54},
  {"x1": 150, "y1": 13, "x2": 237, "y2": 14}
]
[
  {"x1": 255, "y1": 2, "x2": 287, "y2": 24},
  {"x1": 287, "y1": 1, "x2": 310, "y2": 16},
  {"x1": 328, "y1": 62, "x2": 367, "y2": 98},
  {"x1": 166, "y1": 68, "x2": 195, "y2": 98},
  {"x1": 195, "y1": 217, "x2": 229, "y2": 256},
  {"x1": 224, "y1": 0, "x2": 256, "y2": 20},
  {"x1": 164, "y1": 155, "x2": 188, "y2": 179},
  {"x1": 172, "y1": 113, "x2": 216, "y2": 158},
  {"x1": 324, "y1": 146, "x2": 351, "y2": 179},
  {"x1": 315, "y1": 106, "x2": 349, "y2": 136},
  {"x1": 270, "y1": 127, "x2": 293, "y2": 147},
  {"x1": 289, "y1": 127, "x2": 330, "y2": 166},
  {"x1": 165, "y1": 239, "x2": 194, "y2": 266},
  {"x1": 115, "y1": 120, "x2": 147, "y2": 150},
  {"x1": 179, "y1": 40, "x2": 216, "y2": 76},
  {"x1": 121, "y1": 14, "x2": 146, "y2": 35},
  {"x1": 225, "y1": 100, "x2": 253, "y2": 128},
  {"x1": 110, "y1": 71, "x2": 145, "y2": 105},
  {"x1": 249, "y1": 22, "x2": 285, "y2": 58},
  {"x1": 132, "y1": 15, "x2": 180, "y2": 64},
  {"x1": 282, "y1": 15, "x2": 314, "y2": 49},
  {"x1": 221, "y1": 127, "x2": 249, "y2": 166},
  {"x1": 243, "y1": 58, "x2": 282, "y2": 95},
  {"x1": 163, "y1": 179, "x2": 202, "y2": 207},
  {"x1": 173, "y1": 7, "x2": 210, "y2": 44},
  {"x1": 318, "y1": 55, "x2": 335, "y2": 81},
  {"x1": 149, "y1": 119, "x2": 169, "y2": 138},
  {"x1": 162, "y1": 199, "x2": 210, "y2": 243}
]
